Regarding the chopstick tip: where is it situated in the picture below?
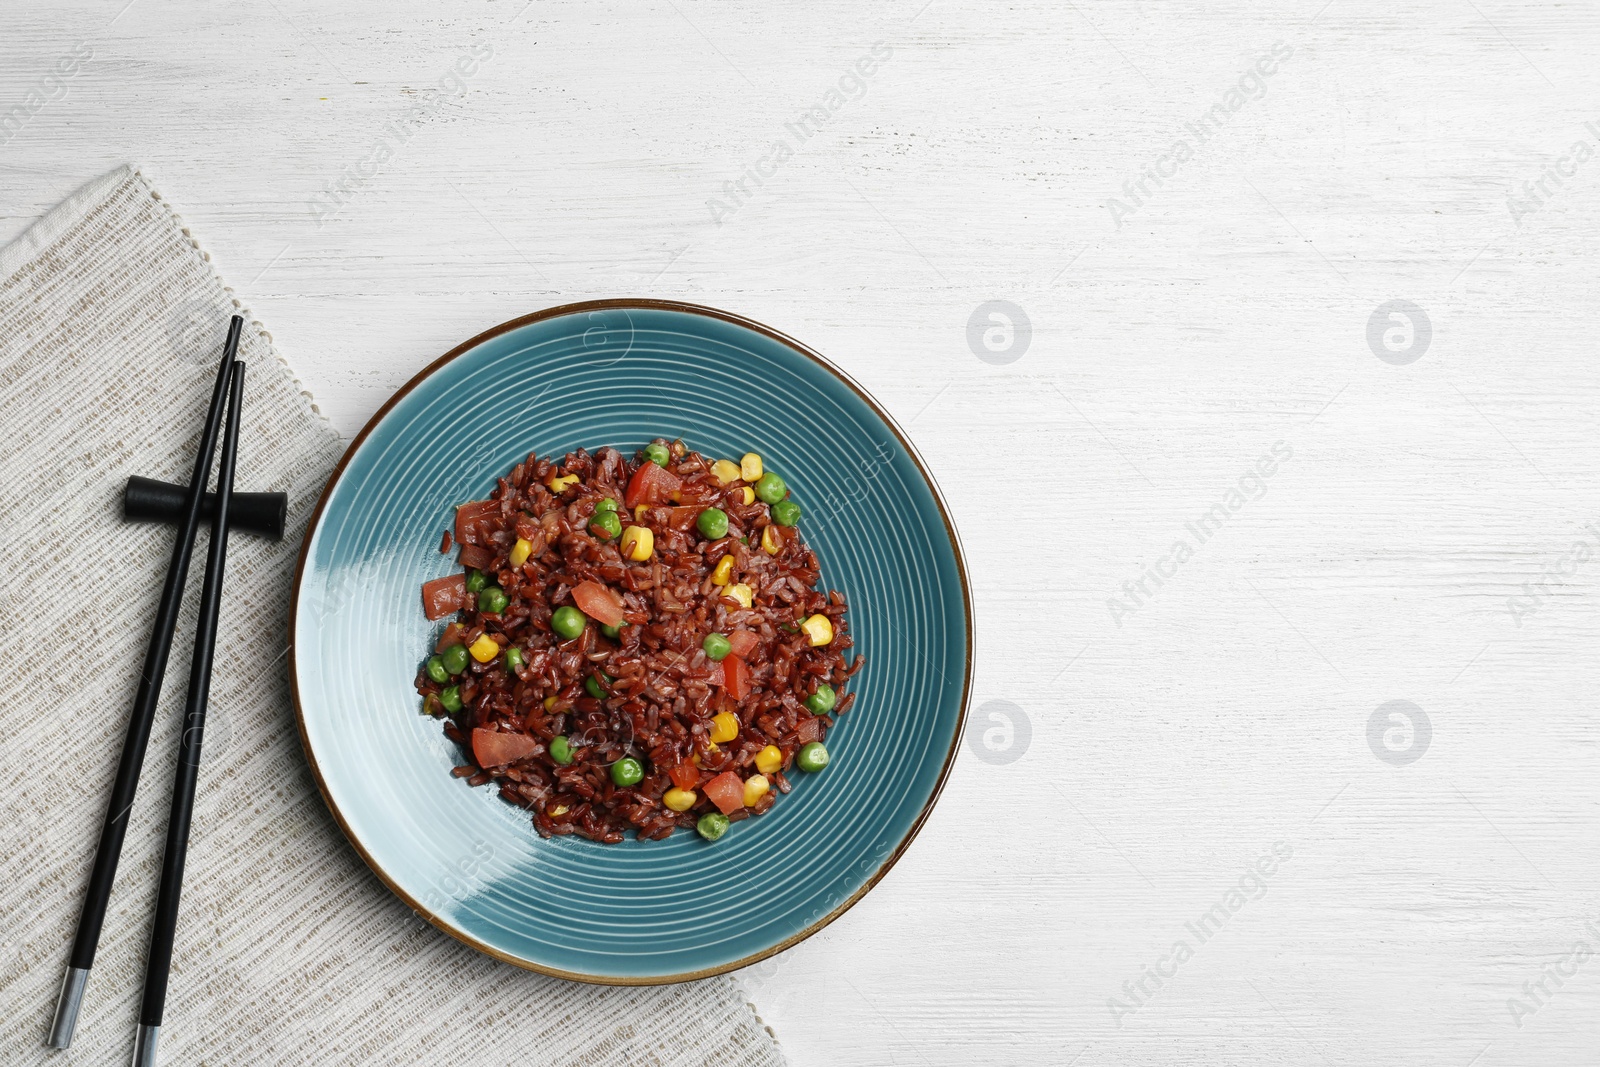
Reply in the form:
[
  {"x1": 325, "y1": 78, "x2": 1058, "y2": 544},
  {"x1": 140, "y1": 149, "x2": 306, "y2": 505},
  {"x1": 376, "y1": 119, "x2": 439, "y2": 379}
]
[
  {"x1": 46, "y1": 966, "x2": 89, "y2": 1049},
  {"x1": 131, "y1": 1023, "x2": 159, "y2": 1067}
]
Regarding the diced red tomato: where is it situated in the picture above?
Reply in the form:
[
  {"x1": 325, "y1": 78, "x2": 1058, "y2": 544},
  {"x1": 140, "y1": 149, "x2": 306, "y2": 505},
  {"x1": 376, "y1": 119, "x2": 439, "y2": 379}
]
[
  {"x1": 722, "y1": 655, "x2": 751, "y2": 700},
  {"x1": 624, "y1": 462, "x2": 682, "y2": 508},
  {"x1": 727, "y1": 630, "x2": 760, "y2": 658},
  {"x1": 571, "y1": 580, "x2": 626, "y2": 627},
  {"x1": 472, "y1": 728, "x2": 539, "y2": 768},
  {"x1": 435, "y1": 622, "x2": 466, "y2": 652},
  {"x1": 703, "y1": 770, "x2": 745, "y2": 815},
  {"x1": 455, "y1": 499, "x2": 501, "y2": 546},
  {"x1": 421, "y1": 574, "x2": 471, "y2": 620},
  {"x1": 457, "y1": 543, "x2": 496, "y2": 571},
  {"x1": 669, "y1": 763, "x2": 700, "y2": 791}
]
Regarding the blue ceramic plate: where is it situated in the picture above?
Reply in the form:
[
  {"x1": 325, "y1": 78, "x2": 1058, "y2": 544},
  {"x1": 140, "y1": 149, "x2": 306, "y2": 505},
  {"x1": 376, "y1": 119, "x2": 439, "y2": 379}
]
[{"x1": 290, "y1": 300, "x2": 970, "y2": 983}]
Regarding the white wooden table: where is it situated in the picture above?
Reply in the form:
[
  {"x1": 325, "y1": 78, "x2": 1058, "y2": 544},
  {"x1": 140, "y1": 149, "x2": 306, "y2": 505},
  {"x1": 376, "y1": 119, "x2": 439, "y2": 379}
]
[{"x1": 6, "y1": 1, "x2": 1600, "y2": 1063}]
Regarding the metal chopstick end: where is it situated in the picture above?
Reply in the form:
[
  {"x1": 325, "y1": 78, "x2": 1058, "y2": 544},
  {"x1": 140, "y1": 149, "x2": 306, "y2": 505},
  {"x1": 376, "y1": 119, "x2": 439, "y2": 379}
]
[
  {"x1": 131, "y1": 1023, "x2": 160, "y2": 1067},
  {"x1": 46, "y1": 966, "x2": 89, "y2": 1049}
]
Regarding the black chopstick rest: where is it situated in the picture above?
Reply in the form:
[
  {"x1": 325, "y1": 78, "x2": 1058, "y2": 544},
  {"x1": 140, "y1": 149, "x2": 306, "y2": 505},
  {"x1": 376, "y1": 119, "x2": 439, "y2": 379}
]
[{"x1": 123, "y1": 475, "x2": 286, "y2": 541}]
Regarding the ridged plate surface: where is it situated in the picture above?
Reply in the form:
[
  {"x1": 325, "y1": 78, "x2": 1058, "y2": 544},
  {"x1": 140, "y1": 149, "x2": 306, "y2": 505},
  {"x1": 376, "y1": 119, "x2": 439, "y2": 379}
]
[{"x1": 290, "y1": 300, "x2": 970, "y2": 983}]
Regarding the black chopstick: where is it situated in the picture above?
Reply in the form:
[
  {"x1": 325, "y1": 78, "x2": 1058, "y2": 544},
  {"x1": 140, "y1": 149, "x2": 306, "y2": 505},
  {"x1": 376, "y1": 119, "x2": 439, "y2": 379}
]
[
  {"x1": 48, "y1": 315, "x2": 243, "y2": 1050},
  {"x1": 132, "y1": 360, "x2": 245, "y2": 1067}
]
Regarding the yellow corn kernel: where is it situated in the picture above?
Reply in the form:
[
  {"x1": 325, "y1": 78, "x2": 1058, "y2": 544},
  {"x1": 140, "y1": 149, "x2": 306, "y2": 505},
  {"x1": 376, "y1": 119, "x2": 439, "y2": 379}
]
[
  {"x1": 760, "y1": 525, "x2": 782, "y2": 556},
  {"x1": 549, "y1": 805, "x2": 569, "y2": 817},
  {"x1": 740, "y1": 453, "x2": 763, "y2": 482},
  {"x1": 663, "y1": 787, "x2": 697, "y2": 812},
  {"x1": 800, "y1": 614, "x2": 834, "y2": 647},
  {"x1": 620, "y1": 525, "x2": 654, "y2": 562},
  {"x1": 543, "y1": 695, "x2": 557, "y2": 711},
  {"x1": 723, "y1": 583, "x2": 753, "y2": 610},
  {"x1": 755, "y1": 745, "x2": 782, "y2": 774},
  {"x1": 548, "y1": 473, "x2": 579, "y2": 493},
  {"x1": 710, "y1": 555, "x2": 735, "y2": 586},
  {"x1": 509, "y1": 537, "x2": 533, "y2": 568},
  {"x1": 737, "y1": 486, "x2": 755, "y2": 506},
  {"x1": 711, "y1": 459, "x2": 742, "y2": 485},
  {"x1": 635, "y1": 504, "x2": 649, "y2": 522},
  {"x1": 469, "y1": 634, "x2": 500, "y2": 662},
  {"x1": 710, "y1": 712, "x2": 739, "y2": 744},
  {"x1": 742, "y1": 774, "x2": 770, "y2": 807}
]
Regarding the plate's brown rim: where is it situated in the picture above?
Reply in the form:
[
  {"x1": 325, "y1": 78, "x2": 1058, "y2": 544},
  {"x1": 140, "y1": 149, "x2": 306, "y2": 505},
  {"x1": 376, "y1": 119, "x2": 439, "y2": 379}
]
[{"x1": 288, "y1": 298, "x2": 974, "y2": 986}]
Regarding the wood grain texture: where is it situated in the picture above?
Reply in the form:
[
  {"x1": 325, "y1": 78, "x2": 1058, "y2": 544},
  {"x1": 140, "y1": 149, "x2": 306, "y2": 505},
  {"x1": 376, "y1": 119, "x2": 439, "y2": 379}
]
[{"x1": 4, "y1": 1, "x2": 1600, "y2": 1063}]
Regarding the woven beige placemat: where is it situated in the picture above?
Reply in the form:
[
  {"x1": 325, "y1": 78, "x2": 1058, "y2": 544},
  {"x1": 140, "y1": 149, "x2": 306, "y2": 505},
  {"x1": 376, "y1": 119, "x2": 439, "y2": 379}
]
[{"x1": 0, "y1": 166, "x2": 784, "y2": 1066}]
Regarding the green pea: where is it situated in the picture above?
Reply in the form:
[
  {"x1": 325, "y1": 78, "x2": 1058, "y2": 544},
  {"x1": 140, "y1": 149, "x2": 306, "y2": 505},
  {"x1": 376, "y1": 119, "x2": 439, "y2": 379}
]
[
  {"x1": 696, "y1": 812, "x2": 730, "y2": 841},
  {"x1": 551, "y1": 606, "x2": 586, "y2": 640},
  {"x1": 702, "y1": 633, "x2": 731, "y2": 661},
  {"x1": 465, "y1": 569, "x2": 487, "y2": 594},
  {"x1": 611, "y1": 757, "x2": 644, "y2": 787},
  {"x1": 589, "y1": 510, "x2": 622, "y2": 540},
  {"x1": 594, "y1": 497, "x2": 620, "y2": 515},
  {"x1": 506, "y1": 647, "x2": 524, "y2": 672},
  {"x1": 644, "y1": 441, "x2": 670, "y2": 467},
  {"x1": 479, "y1": 586, "x2": 509, "y2": 613},
  {"x1": 440, "y1": 643, "x2": 469, "y2": 675},
  {"x1": 796, "y1": 742, "x2": 829, "y2": 773},
  {"x1": 697, "y1": 507, "x2": 729, "y2": 540},
  {"x1": 771, "y1": 499, "x2": 801, "y2": 527},
  {"x1": 601, "y1": 621, "x2": 626, "y2": 639},
  {"x1": 754, "y1": 471, "x2": 787, "y2": 505},
  {"x1": 425, "y1": 656, "x2": 449, "y2": 684},
  {"x1": 548, "y1": 735, "x2": 574, "y2": 764},
  {"x1": 805, "y1": 684, "x2": 836, "y2": 715},
  {"x1": 585, "y1": 673, "x2": 610, "y2": 699},
  {"x1": 440, "y1": 685, "x2": 463, "y2": 713}
]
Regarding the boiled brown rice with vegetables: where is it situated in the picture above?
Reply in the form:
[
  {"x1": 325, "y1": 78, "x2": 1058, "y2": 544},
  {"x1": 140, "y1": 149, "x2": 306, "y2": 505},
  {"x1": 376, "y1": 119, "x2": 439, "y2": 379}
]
[{"x1": 415, "y1": 439, "x2": 858, "y2": 844}]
